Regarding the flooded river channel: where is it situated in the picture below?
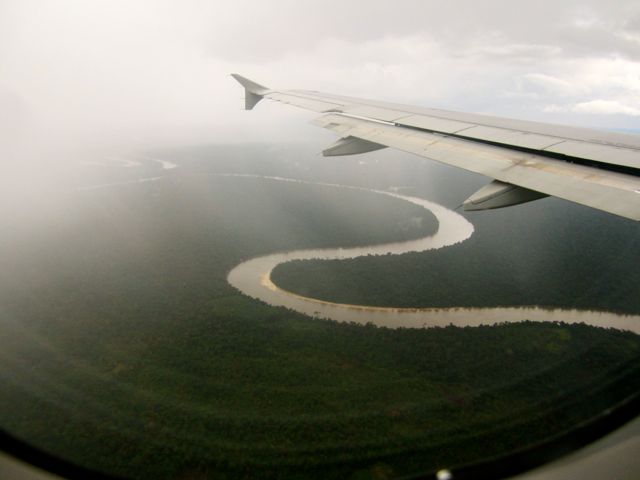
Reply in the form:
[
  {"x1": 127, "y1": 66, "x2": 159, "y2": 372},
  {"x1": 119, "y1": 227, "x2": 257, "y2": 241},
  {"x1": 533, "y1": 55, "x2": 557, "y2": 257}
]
[{"x1": 228, "y1": 175, "x2": 640, "y2": 334}]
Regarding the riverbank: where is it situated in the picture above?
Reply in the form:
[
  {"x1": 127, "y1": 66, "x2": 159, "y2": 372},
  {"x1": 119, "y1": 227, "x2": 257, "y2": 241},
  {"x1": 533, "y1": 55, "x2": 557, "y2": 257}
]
[{"x1": 228, "y1": 176, "x2": 640, "y2": 333}]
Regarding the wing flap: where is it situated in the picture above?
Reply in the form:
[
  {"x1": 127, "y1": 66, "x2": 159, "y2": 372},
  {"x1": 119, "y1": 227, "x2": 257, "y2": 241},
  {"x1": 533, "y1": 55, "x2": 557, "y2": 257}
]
[
  {"x1": 397, "y1": 115, "x2": 474, "y2": 134},
  {"x1": 265, "y1": 90, "x2": 640, "y2": 169},
  {"x1": 544, "y1": 141, "x2": 640, "y2": 169},
  {"x1": 455, "y1": 126, "x2": 562, "y2": 150},
  {"x1": 232, "y1": 75, "x2": 640, "y2": 220},
  {"x1": 341, "y1": 105, "x2": 410, "y2": 122},
  {"x1": 293, "y1": 89, "x2": 640, "y2": 150},
  {"x1": 262, "y1": 87, "x2": 640, "y2": 170},
  {"x1": 313, "y1": 114, "x2": 640, "y2": 221}
]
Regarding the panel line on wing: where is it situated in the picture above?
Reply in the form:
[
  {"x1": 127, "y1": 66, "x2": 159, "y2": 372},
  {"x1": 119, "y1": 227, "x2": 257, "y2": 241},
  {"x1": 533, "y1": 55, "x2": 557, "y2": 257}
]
[
  {"x1": 233, "y1": 75, "x2": 640, "y2": 221},
  {"x1": 312, "y1": 113, "x2": 640, "y2": 220}
]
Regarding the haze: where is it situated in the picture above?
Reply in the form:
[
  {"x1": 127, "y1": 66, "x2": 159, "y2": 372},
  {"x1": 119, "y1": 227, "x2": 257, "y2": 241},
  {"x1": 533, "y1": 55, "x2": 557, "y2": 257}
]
[
  {"x1": 2, "y1": 0, "x2": 640, "y2": 158},
  {"x1": 1, "y1": 3, "x2": 640, "y2": 478}
]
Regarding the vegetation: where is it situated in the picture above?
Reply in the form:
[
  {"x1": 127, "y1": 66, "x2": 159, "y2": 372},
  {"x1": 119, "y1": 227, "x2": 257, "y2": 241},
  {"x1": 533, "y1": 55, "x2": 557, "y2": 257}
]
[
  {"x1": 3, "y1": 312, "x2": 639, "y2": 479},
  {"x1": 273, "y1": 204, "x2": 640, "y2": 314},
  {"x1": 1, "y1": 147, "x2": 639, "y2": 479}
]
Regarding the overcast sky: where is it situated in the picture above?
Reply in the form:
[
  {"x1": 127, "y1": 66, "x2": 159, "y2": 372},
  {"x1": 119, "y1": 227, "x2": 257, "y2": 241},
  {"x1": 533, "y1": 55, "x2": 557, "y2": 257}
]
[{"x1": 1, "y1": 0, "x2": 640, "y2": 158}]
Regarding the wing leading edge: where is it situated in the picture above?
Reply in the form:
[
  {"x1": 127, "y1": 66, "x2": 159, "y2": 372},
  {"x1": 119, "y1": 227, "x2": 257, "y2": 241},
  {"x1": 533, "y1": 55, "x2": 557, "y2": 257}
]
[{"x1": 231, "y1": 74, "x2": 640, "y2": 221}]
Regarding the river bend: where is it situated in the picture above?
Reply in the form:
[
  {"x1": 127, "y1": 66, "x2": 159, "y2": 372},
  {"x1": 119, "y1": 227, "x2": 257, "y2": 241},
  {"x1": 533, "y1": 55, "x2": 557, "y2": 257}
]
[{"x1": 227, "y1": 175, "x2": 640, "y2": 334}]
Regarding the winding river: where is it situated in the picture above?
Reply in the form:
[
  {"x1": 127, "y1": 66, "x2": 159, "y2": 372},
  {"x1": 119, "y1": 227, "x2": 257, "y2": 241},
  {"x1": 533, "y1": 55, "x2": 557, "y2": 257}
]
[
  {"x1": 227, "y1": 175, "x2": 640, "y2": 334},
  {"x1": 78, "y1": 164, "x2": 640, "y2": 334}
]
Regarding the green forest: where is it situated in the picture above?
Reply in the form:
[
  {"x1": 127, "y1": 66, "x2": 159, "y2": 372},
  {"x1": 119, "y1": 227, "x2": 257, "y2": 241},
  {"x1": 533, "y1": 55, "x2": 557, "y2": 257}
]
[
  {"x1": 1, "y1": 146, "x2": 639, "y2": 479},
  {"x1": 273, "y1": 200, "x2": 640, "y2": 314}
]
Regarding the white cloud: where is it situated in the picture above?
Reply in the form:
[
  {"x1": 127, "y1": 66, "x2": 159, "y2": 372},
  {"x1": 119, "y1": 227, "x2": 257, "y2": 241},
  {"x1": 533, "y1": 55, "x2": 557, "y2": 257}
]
[
  {"x1": 545, "y1": 100, "x2": 640, "y2": 116},
  {"x1": 523, "y1": 74, "x2": 582, "y2": 97},
  {"x1": 573, "y1": 100, "x2": 640, "y2": 116},
  {"x1": 2, "y1": 0, "x2": 640, "y2": 160}
]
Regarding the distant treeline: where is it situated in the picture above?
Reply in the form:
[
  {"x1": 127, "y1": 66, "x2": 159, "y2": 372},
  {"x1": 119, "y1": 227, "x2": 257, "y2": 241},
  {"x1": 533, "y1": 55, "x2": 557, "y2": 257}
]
[{"x1": 1, "y1": 158, "x2": 639, "y2": 479}]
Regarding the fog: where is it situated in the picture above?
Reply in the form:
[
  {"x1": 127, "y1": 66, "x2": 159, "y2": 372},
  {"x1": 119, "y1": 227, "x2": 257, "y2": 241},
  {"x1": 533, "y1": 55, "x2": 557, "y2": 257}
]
[
  {"x1": 1, "y1": 5, "x2": 640, "y2": 477},
  {"x1": 1, "y1": 0, "x2": 640, "y2": 169}
]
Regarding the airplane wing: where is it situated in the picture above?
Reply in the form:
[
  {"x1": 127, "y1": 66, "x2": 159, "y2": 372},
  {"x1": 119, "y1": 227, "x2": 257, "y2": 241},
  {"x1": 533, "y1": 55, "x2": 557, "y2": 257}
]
[{"x1": 231, "y1": 74, "x2": 640, "y2": 221}]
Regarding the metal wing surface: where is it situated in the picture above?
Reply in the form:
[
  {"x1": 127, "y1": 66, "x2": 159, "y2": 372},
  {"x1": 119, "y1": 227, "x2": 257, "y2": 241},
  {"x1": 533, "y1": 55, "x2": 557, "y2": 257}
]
[{"x1": 232, "y1": 74, "x2": 640, "y2": 221}]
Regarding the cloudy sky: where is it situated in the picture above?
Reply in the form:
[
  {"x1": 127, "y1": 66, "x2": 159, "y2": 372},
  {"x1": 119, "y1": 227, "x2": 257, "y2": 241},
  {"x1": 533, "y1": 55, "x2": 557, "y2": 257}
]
[{"x1": 1, "y1": 0, "x2": 640, "y2": 157}]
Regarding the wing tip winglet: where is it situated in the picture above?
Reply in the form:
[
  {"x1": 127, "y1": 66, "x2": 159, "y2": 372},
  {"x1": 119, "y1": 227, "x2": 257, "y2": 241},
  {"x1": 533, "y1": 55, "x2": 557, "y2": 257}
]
[
  {"x1": 231, "y1": 74, "x2": 269, "y2": 110},
  {"x1": 230, "y1": 74, "x2": 268, "y2": 94}
]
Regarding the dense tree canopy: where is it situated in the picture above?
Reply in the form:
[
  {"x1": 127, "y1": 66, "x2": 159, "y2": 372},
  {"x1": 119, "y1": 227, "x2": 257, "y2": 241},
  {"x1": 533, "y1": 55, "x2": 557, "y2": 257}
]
[{"x1": 1, "y1": 145, "x2": 638, "y2": 479}]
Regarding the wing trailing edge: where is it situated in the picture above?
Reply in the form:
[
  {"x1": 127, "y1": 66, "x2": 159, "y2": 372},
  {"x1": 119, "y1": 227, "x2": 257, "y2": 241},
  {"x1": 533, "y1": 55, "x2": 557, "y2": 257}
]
[{"x1": 231, "y1": 74, "x2": 640, "y2": 221}]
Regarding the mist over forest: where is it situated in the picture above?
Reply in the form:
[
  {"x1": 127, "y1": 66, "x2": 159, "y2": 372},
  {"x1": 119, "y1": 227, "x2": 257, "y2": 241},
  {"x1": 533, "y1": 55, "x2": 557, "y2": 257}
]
[
  {"x1": 2, "y1": 1, "x2": 640, "y2": 478},
  {"x1": 0, "y1": 144, "x2": 638, "y2": 478}
]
